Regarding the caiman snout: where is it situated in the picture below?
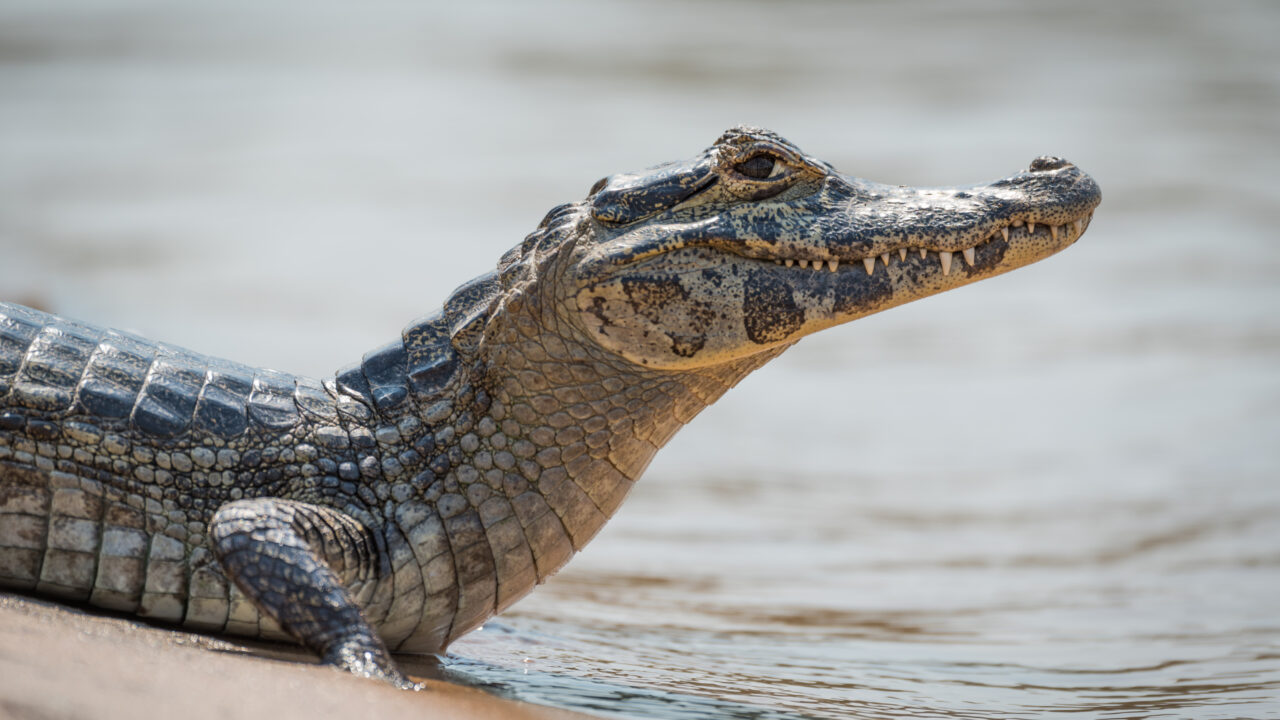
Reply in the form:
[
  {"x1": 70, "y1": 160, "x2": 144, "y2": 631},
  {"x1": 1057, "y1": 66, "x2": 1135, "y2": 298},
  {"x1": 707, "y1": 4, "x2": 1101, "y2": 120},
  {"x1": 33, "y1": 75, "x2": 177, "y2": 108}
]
[{"x1": 1029, "y1": 156, "x2": 1073, "y2": 172}]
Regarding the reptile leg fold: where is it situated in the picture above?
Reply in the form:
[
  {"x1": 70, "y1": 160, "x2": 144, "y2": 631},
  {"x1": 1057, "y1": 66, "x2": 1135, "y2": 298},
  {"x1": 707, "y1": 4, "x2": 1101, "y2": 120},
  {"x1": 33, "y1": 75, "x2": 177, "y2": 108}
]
[{"x1": 210, "y1": 498, "x2": 420, "y2": 689}]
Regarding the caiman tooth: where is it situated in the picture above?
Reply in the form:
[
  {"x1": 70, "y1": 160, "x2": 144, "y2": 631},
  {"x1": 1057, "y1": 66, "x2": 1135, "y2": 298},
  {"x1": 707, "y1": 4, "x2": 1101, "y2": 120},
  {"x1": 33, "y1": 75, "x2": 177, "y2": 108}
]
[
  {"x1": 880, "y1": 253, "x2": 890, "y2": 267},
  {"x1": 798, "y1": 259, "x2": 809, "y2": 268},
  {"x1": 1074, "y1": 219, "x2": 1084, "y2": 234},
  {"x1": 1027, "y1": 221, "x2": 1036, "y2": 234},
  {"x1": 919, "y1": 248, "x2": 927, "y2": 258},
  {"x1": 1012, "y1": 219, "x2": 1023, "y2": 227},
  {"x1": 962, "y1": 247, "x2": 975, "y2": 266},
  {"x1": 863, "y1": 257, "x2": 876, "y2": 275},
  {"x1": 785, "y1": 259, "x2": 794, "y2": 267},
  {"x1": 828, "y1": 259, "x2": 839, "y2": 272},
  {"x1": 899, "y1": 248, "x2": 907, "y2": 261},
  {"x1": 1001, "y1": 227, "x2": 1009, "y2": 242},
  {"x1": 1050, "y1": 225, "x2": 1059, "y2": 241},
  {"x1": 940, "y1": 251, "x2": 953, "y2": 276}
]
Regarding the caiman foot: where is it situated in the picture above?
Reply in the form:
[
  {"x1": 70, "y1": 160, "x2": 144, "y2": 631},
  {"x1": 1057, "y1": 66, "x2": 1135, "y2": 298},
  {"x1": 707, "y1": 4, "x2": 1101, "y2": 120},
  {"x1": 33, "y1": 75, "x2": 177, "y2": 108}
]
[
  {"x1": 210, "y1": 498, "x2": 421, "y2": 690},
  {"x1": 323, "y1": 637, "x2": 423, "y2": 690}
]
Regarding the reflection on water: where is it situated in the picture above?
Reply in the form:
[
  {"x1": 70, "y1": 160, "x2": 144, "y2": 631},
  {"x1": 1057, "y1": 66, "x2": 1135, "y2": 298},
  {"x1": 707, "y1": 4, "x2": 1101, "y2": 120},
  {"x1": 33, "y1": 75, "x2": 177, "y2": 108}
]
[
  {"x1": 428, "y1": 644, "x2": 825, "y2": 720},
  {"x1": 2, "y1": 1, "x2": 1278, "y2": 718}
]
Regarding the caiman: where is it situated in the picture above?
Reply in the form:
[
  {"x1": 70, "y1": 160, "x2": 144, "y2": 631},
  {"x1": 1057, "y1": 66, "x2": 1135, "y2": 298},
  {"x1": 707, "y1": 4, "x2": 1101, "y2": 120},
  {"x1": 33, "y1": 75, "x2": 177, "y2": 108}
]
[{"x1": 0, "y1": 126, "x2": 1100, "y2": 687}]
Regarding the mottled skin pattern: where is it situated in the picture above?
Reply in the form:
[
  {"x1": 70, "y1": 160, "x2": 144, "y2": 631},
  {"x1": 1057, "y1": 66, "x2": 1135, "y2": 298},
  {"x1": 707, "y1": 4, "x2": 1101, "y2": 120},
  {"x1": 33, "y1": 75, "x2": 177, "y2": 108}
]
[{"x1": 0, "y1": 127, "x2": 1100, "y2": 687}]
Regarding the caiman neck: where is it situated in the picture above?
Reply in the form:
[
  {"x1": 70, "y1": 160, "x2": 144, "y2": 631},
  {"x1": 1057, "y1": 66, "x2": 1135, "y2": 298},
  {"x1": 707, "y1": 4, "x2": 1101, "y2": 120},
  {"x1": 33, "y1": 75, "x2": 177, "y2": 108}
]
[{"x1": 470, "y1": 259, "x2": 780, "y2": 546}]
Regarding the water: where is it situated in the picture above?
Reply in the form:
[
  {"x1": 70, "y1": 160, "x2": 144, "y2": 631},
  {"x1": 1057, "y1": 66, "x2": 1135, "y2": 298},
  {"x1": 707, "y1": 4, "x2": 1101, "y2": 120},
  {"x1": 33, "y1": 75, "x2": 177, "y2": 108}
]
[{"x1": 2, "y1": 1, "x2": 1278, "y2": 717}]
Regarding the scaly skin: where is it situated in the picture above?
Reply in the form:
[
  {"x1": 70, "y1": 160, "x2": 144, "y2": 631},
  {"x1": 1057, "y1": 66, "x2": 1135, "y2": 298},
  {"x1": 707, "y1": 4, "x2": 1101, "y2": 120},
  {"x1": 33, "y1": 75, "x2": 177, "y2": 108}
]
[{"x1": 0, "y1": 126, "x2": 1101, "y2": 686}]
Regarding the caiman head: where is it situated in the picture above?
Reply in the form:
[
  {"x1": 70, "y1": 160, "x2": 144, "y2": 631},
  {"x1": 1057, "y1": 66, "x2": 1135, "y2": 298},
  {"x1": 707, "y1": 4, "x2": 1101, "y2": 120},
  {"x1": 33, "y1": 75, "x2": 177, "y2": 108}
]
[{"x1": 491, "y1": 125, "x2": 1100, "y2": 373}]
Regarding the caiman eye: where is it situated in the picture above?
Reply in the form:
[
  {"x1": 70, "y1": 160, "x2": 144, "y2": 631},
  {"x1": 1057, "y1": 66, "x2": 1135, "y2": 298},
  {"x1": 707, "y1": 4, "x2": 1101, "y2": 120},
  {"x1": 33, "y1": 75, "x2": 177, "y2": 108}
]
[{"x1": 735, "y1": 154, "x2": 776, "y2": 179}]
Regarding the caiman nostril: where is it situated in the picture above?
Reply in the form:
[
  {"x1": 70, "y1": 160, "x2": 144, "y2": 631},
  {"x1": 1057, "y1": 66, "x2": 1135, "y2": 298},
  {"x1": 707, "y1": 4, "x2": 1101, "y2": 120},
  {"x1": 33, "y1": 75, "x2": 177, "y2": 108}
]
[
  {"x1": 1029, "y1": 156, "x2": 1071, "y2": 171},
  {"x1": 589, "y1": 176, "x2": 609, "y2": 195}
]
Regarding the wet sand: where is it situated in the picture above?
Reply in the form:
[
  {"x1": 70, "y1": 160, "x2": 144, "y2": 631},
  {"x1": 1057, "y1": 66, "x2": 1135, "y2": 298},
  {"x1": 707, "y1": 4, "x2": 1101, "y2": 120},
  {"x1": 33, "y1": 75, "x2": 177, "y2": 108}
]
[{"x1": 0, "y1": 592, "x2": 591, "y2": 720}]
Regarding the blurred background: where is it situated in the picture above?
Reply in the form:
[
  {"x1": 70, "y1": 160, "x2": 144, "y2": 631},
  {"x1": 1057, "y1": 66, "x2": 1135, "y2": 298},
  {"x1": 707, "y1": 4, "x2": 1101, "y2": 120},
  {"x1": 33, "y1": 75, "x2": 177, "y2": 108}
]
[{"x1": 1, "y1": 1, "x2": 1277, "y2": 718}]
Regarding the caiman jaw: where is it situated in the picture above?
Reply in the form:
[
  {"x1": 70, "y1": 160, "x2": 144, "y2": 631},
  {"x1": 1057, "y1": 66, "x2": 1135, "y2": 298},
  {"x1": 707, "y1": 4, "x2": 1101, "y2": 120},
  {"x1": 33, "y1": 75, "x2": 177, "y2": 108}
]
[{"x1": 755, "y1": 212, "x2": 1095, "y2": 276}]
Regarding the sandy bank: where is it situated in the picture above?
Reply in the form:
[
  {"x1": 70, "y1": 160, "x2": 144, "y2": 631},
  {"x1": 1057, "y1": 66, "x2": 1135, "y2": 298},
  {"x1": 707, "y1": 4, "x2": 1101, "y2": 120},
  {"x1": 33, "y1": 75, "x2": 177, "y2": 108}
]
[{"x1": 0, "y1": 592, "x2": 593, "y2": 720}]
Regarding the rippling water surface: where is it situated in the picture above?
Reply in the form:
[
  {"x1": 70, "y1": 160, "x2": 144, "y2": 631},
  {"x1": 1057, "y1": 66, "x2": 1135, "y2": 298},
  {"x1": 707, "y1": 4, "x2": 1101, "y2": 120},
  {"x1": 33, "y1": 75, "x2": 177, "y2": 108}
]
[{"x1": 2, "y1": 1, "x2": 1278, "y2": 717}]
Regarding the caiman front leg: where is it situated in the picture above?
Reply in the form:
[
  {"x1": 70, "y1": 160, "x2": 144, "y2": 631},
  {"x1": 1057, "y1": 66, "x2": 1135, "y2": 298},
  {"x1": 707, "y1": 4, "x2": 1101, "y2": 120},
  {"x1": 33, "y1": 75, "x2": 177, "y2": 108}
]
[{"x1": 210, "y1": 498, "x2": 419, "y2": 689}]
